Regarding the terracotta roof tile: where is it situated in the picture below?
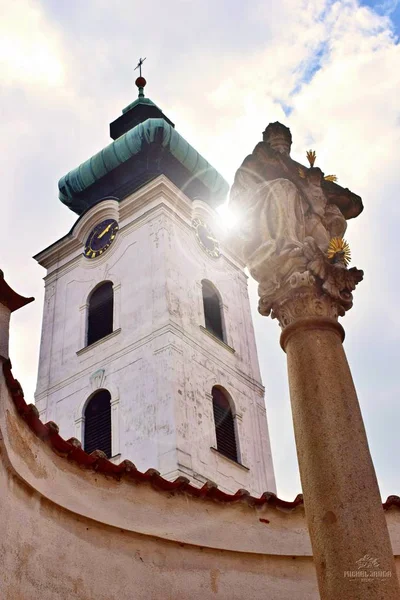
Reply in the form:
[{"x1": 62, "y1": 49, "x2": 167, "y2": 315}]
[
  {"x1": 383, "y1": 496, "x2": 400, "y2": 510},
  {"x1": 0, "y1": 272, "x2": 34, "y2": 312},
  {"x1": 2, "y1": 358, "x2": 398, "y2": 511}
]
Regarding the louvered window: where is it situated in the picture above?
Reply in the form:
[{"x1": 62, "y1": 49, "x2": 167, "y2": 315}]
[
  {"x1": 212, "y1": 386, "x2": 238, "y2": 462},
  {"x1": 84, "y1": 390, "x2": 112, "y2": 458},
  {"x1": 202, "y1": 281, "x2": 224, "y2": 342},
  {"x1": 87, "y1": 282, "x2": 113, "y2": 346}
]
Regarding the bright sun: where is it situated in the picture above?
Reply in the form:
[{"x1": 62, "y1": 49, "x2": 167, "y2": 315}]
[{"x1": 216, "y1": 202, "x2": 239, "y2": 231}]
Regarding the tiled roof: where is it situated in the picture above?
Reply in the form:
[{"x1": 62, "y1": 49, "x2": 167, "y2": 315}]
[
  {"x1": 0, "y1": 272, "x2": 34, "y2": 312},
  {"x1": 2, "y1": 358, "x2": 399, "y2": 511}
]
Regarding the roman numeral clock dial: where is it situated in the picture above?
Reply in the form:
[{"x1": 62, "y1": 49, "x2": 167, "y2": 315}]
[
  {"x1": 84, "y1": 219, "x2": 119, "y2": 259},
  {"x1": 192, "y1": 218, "x2": 221, "y2": 259}
]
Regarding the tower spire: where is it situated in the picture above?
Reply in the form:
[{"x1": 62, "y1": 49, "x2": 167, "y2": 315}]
[
  {"x1": 109, "y1": 56, "x2": 174, "y2": 140},
  {"x1": 134, "y1": 57, "x2": 147, "y2": 98}
]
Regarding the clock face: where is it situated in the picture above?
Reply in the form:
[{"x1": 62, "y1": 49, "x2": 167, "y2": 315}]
[
  {"x1": 84, "y1": 219, "x2": 119, "y2": 259},
  {"x1": 192, "y1": 218, "x2": 220, "y2": 259}
]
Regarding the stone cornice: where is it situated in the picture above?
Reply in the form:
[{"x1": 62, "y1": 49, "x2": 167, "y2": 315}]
[
  {"x1": 76, "y1": 328, "x2": 122, "y2": 356},
  {"x1": 35, "y1": 321, "x2": 265, "y2": 402},
  {"x1": 199, "y1": 325, "x2": 235, "y2": 353},
  {"x1": 34, "y1": 237, "x2": 82, "y2": 270},
  {"x1": 35, "y1": 175, "x2": 245, "y2": 276},
  {"x1": 119, "y1": 174, "x2": 193, "y2": 223}
]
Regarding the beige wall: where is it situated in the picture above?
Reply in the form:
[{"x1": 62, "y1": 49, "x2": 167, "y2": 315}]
[{"x1": 1, "y1": 366, "x2": 399, "y2": 599}]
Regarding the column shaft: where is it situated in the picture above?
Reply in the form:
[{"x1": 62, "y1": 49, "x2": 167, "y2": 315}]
[{"x1": 283, "y1": 319, "x2": 399, "y2": 599}]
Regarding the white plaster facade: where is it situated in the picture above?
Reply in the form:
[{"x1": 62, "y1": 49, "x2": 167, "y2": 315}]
[{"x1": 34, "y1": 175, "x2": 276, "y2": 495}]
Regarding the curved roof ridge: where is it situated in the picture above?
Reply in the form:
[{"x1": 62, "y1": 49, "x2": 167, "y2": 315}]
[
  {"x1": 3, "y1": 358, "x2": 399, "y2": 512},
  {"x1": 2, "y1": 357, "x2": 303, "y2": 510},
  {"x1": 0, "y1": 271, "x2": 34, "y2": 312}
]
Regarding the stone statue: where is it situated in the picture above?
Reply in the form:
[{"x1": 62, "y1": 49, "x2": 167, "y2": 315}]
[{"x1": 229, "y1": 122, "x2": 364, "y2": 320}]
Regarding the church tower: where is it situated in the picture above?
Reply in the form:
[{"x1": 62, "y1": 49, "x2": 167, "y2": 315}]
[{"x1": 34, "y1": 72, "x2": 276, "y2": 496}]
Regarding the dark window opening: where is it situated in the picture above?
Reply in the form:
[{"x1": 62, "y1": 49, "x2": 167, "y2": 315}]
[
  {"x1": 202, "y1": 281, "x2": 224, "y2": 341},
  {"x1": 87, "y1": 281, "x2": 113, "y2": 346},
  {"x1": 84, "y1": 390, "x2": 112, "y2": 458},
  {"x1": 212, "y1": 386, "x2": 238, "y2": 462}
]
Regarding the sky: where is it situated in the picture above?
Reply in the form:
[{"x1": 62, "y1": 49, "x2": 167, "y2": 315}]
[{"x1": 1, "y1": 0, "x2": 400, "y2": 501}]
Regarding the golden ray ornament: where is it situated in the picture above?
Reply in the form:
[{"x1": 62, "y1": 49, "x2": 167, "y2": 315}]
[
  {"x1": 327, "y1": 237, "x2": 351, "y2": 266},
  {"x1": 306, "y1": 150, "x2": 316, "y2": 167},
  {"x1": 298, "y1": 167, "x2": 306, "y2": 179},
  {"x1": 324, "y1": 174, "x2": 338, "y2": 182}
]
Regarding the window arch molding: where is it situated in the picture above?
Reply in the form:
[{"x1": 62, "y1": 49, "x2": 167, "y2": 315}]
[
  {"x1": 86, "y1": 280, "x2": 114, "y2": 346},
  {"x1": 211, "y1": 385, "x2": 240, "y2": 463},
  {"x1": 201, "y1": 279, "x2": 226, "y2": 343},
  {"x1": 83, "y1": 388, "x2": 112, "y2": 458},
  {"x1": 79, "y1": 278, "x2": 122, "y2": 350},
  {"x1": 75, "y1": 381, "x2": 120, "y2": 459},
  {"x1": 87, "y1": 279, "x2": 114, "y2": 299}
]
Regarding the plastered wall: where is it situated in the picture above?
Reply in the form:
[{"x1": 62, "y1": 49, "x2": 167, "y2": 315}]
[{"x1": 2, "y1": 363, "x2": 400, "y2": 599}]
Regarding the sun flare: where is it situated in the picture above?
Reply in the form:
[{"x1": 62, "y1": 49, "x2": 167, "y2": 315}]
[{"x1": 216, "y1": 202, "x2": 239, "y2": 231}]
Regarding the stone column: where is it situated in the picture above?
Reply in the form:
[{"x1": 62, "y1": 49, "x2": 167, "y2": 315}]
[
  {"x1": 269, "y1": 281, "x2": 400, "y2": 599},
  {"x1": 229, "y1": 121, "x2": 400, "y2": 599}
]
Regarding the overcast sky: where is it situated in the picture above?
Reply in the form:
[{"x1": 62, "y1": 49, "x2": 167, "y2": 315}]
[{"x1": 1, "y1": 0, "x2": 400, "y2": 501}]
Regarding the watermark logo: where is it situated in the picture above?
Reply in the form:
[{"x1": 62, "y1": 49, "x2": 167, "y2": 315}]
[{"x1": 344, "y1": 555, "x2": 391, "y2": 582}]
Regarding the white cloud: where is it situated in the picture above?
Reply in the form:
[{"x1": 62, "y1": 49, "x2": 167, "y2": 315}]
[
  {"x1": 0, "y1": 1, "x2": 65, "y2": 87},
  {"x1": 377, "y1": 0, "x2": 400, "y2": 15}
]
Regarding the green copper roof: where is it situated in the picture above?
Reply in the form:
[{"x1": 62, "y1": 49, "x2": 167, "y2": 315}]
[
  {"x1": 122, "y1": 96, "x2": 160, "y2": 114},
  {"x1": 58, "y1": 118, "x2": 229, "y2": 210}
]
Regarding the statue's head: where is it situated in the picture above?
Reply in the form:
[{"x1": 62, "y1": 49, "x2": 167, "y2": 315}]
[
  {"x1": 263, "y1": 122, "x2": 292, "y2": 155},
  {"x1": 307, "y1": 167, "x2": 324, "y2": 186}
]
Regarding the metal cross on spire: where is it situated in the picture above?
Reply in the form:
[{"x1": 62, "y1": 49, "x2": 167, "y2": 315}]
[{"x1": 134, "y1": 57, "x2": 146, "y2": 77}]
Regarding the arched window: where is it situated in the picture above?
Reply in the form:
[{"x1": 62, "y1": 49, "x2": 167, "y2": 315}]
[
  {"x1": 202, "y1": 280, "x2": 224, "y2": 342},
  {"x1": 212, "y1": 386, "x2": 238, "y2": 462},
  {"x1": 84, "y1": 390, "x2": 112, "y2": 458},
  {"x1": 87, "y1": 281, "x2": 113, "y2": 346}
]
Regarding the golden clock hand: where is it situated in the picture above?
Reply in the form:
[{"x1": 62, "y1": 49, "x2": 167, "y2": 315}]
[
  {"x1": 98, "y1": 223, "x2": 112, "y2": 239},
  {"x1": 207, "y1": 235, "x2": 218, "y2": 243}
]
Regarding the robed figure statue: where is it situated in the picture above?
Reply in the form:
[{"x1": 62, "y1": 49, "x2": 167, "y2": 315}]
[{"x1": 229, "y1": 122, "x2": 363, "y2": 314}]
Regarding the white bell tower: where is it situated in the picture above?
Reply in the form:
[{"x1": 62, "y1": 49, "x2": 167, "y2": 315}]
[{"x1": 34, "y1": 77, "x2": 276, "y2": 496}]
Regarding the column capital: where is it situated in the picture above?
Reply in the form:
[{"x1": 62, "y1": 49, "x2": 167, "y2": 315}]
[
  {"x1": 258, "y1": 268, "x2": 349, "y2": 350},
  {"x1": 280, "y1": 314, "x2": 345, "y2": 351},
  {"x1": 258, "y1": 239, "x2": 363, "y2": 321}
]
